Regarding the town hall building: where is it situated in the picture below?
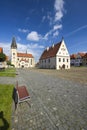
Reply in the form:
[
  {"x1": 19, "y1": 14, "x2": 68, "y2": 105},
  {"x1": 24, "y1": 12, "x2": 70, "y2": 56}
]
[
  {"x1": 11, "y1": 37, "x2": 35, "y2": 68},
  {"x1": 39, "y1": 38, "x2": 70, "y2": 70}
]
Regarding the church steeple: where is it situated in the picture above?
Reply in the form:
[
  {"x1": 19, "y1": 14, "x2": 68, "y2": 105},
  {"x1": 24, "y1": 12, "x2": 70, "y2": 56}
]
[{"x1": 11, "y1": 37, "x2": 17, "y2": 49}]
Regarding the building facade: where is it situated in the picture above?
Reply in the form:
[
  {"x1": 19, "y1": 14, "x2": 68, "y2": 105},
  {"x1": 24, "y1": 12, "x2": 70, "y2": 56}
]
[
  {"x1": 11, "y1": 37, "x2": 35, "y2": 68},
  {"x1": 82, "y1": 53, "x2": 87, "y2": 66},
  {"x1": 70, "y1": 53, "x2": 86, "y2": 66},
  {"x1": 39, "y1": 38, "x2": 70, "y2": 70}
]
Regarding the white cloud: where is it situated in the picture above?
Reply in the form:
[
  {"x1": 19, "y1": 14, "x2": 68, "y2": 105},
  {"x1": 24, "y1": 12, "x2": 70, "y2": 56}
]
[
  {"x1": 42, "y1": 0, "x2": 64, "y2": 40},
  {"x1": 47, "y1": 12, "x2": 53, "y2": 25},
  {"x1": 54, "y1": 0, "x2": 64, "y2": 22},
  {"x1": 43, "y1": 24, "x2": 62, "y2": 40},
  {"x1": 65, "y1": 24, "x2": 87, "y2": 37},
  {"x1": 43, "y1": 30, "x2": 52, "y2": 40},
  {"x1": 17, "y1": 36, "x2": 21, "y2": 41},
  {"x1": 18, "y1": 28, "x2": 29, "y2": 33},
  {"x1": 27, "y1": 31, "x2": 42, "y2": 41},
  {"x1": 17, "y1": 42, "x2": 44, "y2": 62},
  {"x1": 53, "y1": 31, "x2": 59, "y2": 37},
  {"x1": 27, "y1": 43, "x2": 44, "y2": 49},
  {"x1": 53, "y1": 24, "x2": 62, "y2": 31},
  {"x1": 42, "y1": 16, "x2": 46, "y2": 22}
]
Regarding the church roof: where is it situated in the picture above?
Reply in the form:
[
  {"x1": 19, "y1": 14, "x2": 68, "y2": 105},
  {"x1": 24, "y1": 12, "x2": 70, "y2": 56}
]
[
  {"x1": 11, "y1": 37, "x2": 17, "y2": 49},
  {"x1": 17, "y1": 53, "x2": 34, "y2": 58},
  {"x1": 39, "y1": 41, "x2": 62, "y2": 60}
]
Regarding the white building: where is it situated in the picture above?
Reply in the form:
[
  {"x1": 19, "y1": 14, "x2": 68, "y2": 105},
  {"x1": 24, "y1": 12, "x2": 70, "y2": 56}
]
[
  {"x1": 11, "y1": 37, "x2": 35, "y2": 68},
  {"x1": 39, "y1": 38, "x2": 70, "y2": 70}
]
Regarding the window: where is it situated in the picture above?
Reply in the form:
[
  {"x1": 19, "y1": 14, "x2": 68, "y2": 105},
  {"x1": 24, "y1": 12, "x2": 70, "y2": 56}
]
[
  {"x1": 13, "y1": 53, "x2": 15, "y2": 55},
  {"x1": 31, "y1": 59, "x2": 32, "y2": 65},
  {"x1": 63, "y1": 58, "x2": 65, "y2": 62},
  {"x1": 59, "y1": 58, "x2": 61, "y2": 62},
  {"x1": 48, "y1": 59, "x2": 50, "y2": 63}
]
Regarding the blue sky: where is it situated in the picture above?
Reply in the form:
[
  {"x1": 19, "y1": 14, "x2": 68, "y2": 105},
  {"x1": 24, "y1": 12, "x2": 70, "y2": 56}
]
[{"x1": 0, "y1": 0, "x2": 87, "y2": 62}]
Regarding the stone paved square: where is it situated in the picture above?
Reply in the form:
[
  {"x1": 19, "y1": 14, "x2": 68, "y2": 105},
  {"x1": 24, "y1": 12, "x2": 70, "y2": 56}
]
[{"x1": 0, "y1": 68, "x2": 87, "y2": 130}]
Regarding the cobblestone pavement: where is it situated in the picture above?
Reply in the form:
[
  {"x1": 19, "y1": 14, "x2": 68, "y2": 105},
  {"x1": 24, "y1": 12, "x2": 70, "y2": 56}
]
[{"x1": 0, "y1": 68, "x2": 87, "y2": 130}]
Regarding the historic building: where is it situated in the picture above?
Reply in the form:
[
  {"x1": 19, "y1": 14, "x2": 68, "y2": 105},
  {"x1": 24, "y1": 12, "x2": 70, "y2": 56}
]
[
  {"x1": 70, "y1": 54, "x2": 77, "y2": 66},
  {"x1": 70, "y1": 52, "x2": 86, "y2": 66},
  {"x1": 39, "y1": 38, "x2": 70, "y2": 70},
  {"x1": 11, "y1": 37, "x2": 35, "y2": 68},
  {"x1": 83, "y1": 53, "x2": 87, "y2": 66}
]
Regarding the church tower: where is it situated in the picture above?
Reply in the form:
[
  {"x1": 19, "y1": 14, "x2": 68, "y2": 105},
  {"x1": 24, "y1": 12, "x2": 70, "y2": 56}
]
[{"x1": 11, "y1": 37, "x2": 17, "y2": 67}]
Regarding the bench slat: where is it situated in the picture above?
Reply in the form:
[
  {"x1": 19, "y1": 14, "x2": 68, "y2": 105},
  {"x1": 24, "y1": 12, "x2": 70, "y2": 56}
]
[{"x1": 16, "y1": 86, "x2": 30, "y2": 103}]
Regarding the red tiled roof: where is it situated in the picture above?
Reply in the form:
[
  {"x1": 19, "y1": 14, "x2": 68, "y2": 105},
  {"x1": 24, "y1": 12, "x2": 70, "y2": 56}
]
[
  {"x1": 83, "y1": 53, "x2": 87, "y2": 58},
  {"x1": 40, "y1": 42, "x2": 62, "y2": 60},
  {"x1": 0, "y1": 47, "x2": 3, "y2": 53},
  {"x1": 78, "y1": 52, "x2": 86, "y2": 57},
  {"x1": 70, "y1": 54, "x2": 77, "y2": 59},
  {"x1": 17, "y1": 53, "x2": 33, "y2": 58}
]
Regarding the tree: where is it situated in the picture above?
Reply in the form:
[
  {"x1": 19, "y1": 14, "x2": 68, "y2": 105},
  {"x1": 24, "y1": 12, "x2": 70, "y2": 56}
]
[
  {"x1": 7, "y1": 60, "x2": 11, "y2": 66},
  {"x1": 0, "y1": 53, "x2": 6, "y2": 62}
]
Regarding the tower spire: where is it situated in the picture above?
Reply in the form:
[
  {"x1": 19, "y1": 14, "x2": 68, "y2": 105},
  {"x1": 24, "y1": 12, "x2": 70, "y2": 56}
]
[{"x1": 11, "y1": 37, "x2": 17, "y2": 49}]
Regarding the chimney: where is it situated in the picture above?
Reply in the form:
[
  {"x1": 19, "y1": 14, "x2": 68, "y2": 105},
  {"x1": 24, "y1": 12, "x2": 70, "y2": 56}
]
[
  {"x1": 52, "y1": 44, "x2": 54, "y2": 48},
  {"x1": 46, "y1": 47, "x2": 49, "y2": 51}
]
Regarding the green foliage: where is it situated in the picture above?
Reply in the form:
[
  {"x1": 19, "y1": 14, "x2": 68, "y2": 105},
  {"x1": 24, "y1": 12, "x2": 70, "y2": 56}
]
[
  {"x1": 0, "y1": 84, "x2": 14, "y2": 130},
  {"x1": 7, "y1": 61, "x2": 11, "y2": 66},
  {"x1": 0, "y1": 68, "x2": 16, "y2": 77},
  {"x1": 0, "y1": 53, "x2": 6, "y2": 62}
]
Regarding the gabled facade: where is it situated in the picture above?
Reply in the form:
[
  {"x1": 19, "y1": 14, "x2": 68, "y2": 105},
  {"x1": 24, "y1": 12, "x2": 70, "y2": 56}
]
[
  {"x1": 70, "y1": 54, "x2": 77, "y2": 66},
  {"x1": 11, "y1": 37, "x2": 35, "y2": 68},
  {"x1": 39, "y1": 38, "x2": 70, "y2": 70},
  {"x1": 70, "y1": 52, "x2": 87, "y2": 66},
  {"x1": 74, "y1": 53, "x2": 85, "y2": 66},
  {"x1": 83, "y1": 53, "x2": 87, "y2": 66}
]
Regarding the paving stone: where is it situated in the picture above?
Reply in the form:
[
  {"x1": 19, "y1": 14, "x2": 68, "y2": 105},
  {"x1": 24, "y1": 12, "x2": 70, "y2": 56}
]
[{"x1": 0, "y1": 68, "x2": 87, "y2": 130}]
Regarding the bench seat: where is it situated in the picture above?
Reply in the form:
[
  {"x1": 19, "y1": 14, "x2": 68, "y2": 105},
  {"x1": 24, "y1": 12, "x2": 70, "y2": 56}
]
[{"x1": 16, "y1": 86, "x2": 30, "y2": 103}]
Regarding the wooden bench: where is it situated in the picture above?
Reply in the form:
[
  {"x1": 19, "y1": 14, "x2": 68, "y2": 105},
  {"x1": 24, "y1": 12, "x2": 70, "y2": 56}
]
[
  {"x1": 13, "y1": 82, "x2": 30, "y2": 109},
  {"x1": 16, "y1": 85, "x2": 30, "y2": 103}
]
